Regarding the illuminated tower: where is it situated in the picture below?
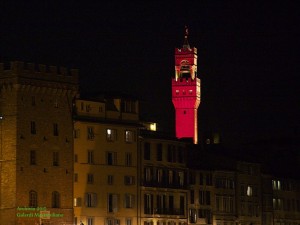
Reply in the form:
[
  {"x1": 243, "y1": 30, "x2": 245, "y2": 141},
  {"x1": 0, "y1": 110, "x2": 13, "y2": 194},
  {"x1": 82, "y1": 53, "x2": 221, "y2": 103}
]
[{"x1": 172, "y1": 27, "x2": 201, "y2": 144}]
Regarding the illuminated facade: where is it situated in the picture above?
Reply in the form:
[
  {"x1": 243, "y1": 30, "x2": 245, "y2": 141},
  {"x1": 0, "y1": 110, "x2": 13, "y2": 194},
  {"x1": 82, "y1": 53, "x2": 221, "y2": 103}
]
[
  {"x1": 73, "y1": 95, "x2": 140, "y2": 225},
  {"x1": 139, "y1": 131, "x2": 189, "y2": 225},
  {"x1": 172, "y1": 28, "x2": 201, "y2": 144},
  {"x1": 0, "y1": 61, "x2": 78, "y2": 225}
]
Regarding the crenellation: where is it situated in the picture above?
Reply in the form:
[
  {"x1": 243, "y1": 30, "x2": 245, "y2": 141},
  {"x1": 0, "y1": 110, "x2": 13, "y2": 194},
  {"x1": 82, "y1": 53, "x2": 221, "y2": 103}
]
[{"x1": 0, "y1": 61, "x2": 79, "y2": 85}]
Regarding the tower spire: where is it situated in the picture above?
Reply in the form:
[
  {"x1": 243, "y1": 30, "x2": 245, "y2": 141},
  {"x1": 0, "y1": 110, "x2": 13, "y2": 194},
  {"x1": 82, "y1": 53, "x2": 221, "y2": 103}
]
[{"x1": 183, "y1": 25, "x2": 190, "y2": 49}]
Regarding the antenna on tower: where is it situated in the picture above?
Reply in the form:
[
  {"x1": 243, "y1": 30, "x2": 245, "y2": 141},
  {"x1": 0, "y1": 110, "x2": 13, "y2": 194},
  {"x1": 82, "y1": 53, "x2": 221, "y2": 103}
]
[{"x1": 183, "y1": 25, "x2": 190, "y2": 50}]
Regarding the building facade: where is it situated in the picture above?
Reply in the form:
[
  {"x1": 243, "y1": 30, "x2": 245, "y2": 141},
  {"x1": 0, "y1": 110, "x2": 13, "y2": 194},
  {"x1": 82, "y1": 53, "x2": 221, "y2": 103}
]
[
  {"x1": 0, "y1": 61, "x2": 78, "y2": 225},
  {"x1": 73, "y1": 95, "x2": 140, "y2": 225}
]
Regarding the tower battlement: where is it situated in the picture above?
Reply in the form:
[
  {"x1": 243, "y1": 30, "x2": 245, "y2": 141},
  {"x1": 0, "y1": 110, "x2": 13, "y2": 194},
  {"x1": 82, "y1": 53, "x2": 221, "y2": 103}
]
[
  {"x1": 0, "y1": 61, "x2": 79, "y2": 85},
  {"x1": 175, "y1": 47, "x2": 197, "y2": 54},
  {"x1": 172, "y1": 77, "x2": 199, "y2": 85}
]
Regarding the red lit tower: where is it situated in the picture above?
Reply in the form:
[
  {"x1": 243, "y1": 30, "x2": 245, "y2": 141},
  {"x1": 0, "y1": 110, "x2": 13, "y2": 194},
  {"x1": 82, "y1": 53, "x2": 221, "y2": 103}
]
[{"x1": 172, "y1": 27, "x2": 201, "y2": 144}]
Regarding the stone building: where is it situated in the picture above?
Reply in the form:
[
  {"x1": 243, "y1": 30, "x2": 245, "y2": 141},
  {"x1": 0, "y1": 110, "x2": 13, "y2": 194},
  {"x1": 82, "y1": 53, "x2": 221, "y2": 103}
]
[
  {"x1": 0, "y1": 61, "x2": 78, "y2": 225},
  {"x1": 73, "y1": 94, "x2": 140, "y2": 225}
]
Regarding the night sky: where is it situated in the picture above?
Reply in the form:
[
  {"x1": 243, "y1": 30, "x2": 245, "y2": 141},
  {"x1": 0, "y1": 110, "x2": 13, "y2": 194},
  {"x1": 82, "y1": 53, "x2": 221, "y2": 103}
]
[{"x1": 1, "y1": 1, "x2": 299, "y2": 147}]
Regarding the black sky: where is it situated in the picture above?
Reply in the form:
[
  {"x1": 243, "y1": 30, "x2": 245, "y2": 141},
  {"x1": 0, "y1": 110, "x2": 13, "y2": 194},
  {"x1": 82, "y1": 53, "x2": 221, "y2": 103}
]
[{"x1": 0, "y1": 1, "x2": 299, "y2": 146}]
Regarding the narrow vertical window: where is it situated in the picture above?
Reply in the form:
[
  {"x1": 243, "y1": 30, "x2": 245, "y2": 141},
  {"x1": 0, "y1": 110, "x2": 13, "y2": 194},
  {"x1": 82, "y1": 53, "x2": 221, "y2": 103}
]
[
  {"x1": 53, "y1": 152, "x2": 59, "y2": 166},
  {"x1": 31, "y1": 96, "x2": 36, "y2": 106},
  {"x1": 30, "y1": 121, "x2": 36, "y2": 134},
  {"x1": 29, "y1": 190, "x2": 37, "y2": 207},
  {"x1": 107, "y1": 175, "x2": 113, "y2": 185},
  {"x1": 53, "y1": 123, "x2": 59, "y2": 136},
  {"x1": 88, "y1": 150, "x2": 94, "y2": 164},
  {"x1": 144, "y1": 142, "x2": 150, "y2": 160},
  {"x1": 125, "y1": 152, "x2": 132, "y2": 166},
  {"x1": 87, "y1": 127, "x2": 95, "y2": 140},
  {"x1": 108, "y1": 194, "x2": 118, "y2": 212},
  {"x1": 52, "y1": 191, "x2": 60, "y2": 208},
  {"x1": 87, "y1": 173, "x2": 94, "y2": 184},
  {"x1": 156, "y1": 143, "x2": 162, "y2": 161},
  {"x1": 74, "y1": 173, "x2": 78, "y2": 182},
  {"x1": 30, "y1": 150, "x2": 36, "y2": 165}
]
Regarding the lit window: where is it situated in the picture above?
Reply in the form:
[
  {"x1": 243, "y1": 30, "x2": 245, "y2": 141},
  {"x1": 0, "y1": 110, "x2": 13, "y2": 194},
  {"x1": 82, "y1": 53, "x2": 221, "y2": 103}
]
[
  {"x1": 74, "y1": 197, "x2": 82, "y2": 207},
  {"x1": 107, "y1": 129, "x2": 117, "y2": 141},
  {"x1": 247, "y1": 185, "x2": 253, "y2": 196},
  {"x1": 125, "y1": 130, "x2": 135, "y2": 142}
]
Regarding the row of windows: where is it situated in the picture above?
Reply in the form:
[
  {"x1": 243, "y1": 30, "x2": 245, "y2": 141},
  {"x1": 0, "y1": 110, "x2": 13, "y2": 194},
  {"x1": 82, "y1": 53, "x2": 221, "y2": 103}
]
[
  {"x1": 74, "y1": 193, "x2": 135, "y2": 209},
  {"x1": 29, "y1": 151, "x2": 60, "y2": 166},
  {"x1": 75, "y1": 152, "x2": 133, "y2": 166},
  {"x1": 144, "y1": 143, "x2": 185, "y2": 163},
  {"x1": 144, "y1": 221, "x2": 186, "y2": 225},
  {"x1": 144, "y1": 194, "x2": 185, "y2": 215},
  {"x1": 216, "y1": 195, "x2": 234, "y2": 213},
  {"x1": 240, "y1": 202, "x2": 260, "y2": 217},
  {"x1": 175, "y1": 89, "x2": 194, "y2": 95},
  {"x1": 189, "y1": 209, "x2": 212, "y2": 224},
  {"x1": 144, "y1": 167, "x2": 185, "y2": 187},
  {"x1": 30, "y1": 121, "x2": 59, "y2": 136},
  {"x1": 272, "y1": 179, "x2": 300, "y2": 191},
  {"x1": 215, "y1": 178, "x2": 235, "y2": 189},
  {"x1": 74, "y1": 174, "x2": 135, "y2": 185},
  {"x1": 273, "y1": 198, "x2": 300, "y2": 212},
  {"x1": 29, "y1": 190, "x2": 60, "y2": 208},
  {"x1": 75, "y1": 127, "x2": 136, "y2": 143},
  {"x1": 190, "y1": 190, "x2": 211, "y2": 205},
  {"x1": 189, "y1": 172, "x2": 213, "y2": 186}
]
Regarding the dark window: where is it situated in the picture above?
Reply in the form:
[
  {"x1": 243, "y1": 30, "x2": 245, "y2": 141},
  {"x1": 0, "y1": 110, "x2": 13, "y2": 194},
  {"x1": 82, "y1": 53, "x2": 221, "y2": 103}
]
[
  {"x1": 29, "y1": 190, "x2": 37, "y2": 207},
  {"x1": 156, "y1": 143, "x2": 162, "y2": 161},
  {"x1": 52, "y1": 191, "x2": 60, "y2": 208},
  {"x1": 30, "y1": 150, "x2": 36, "y2": 165},
  {"x1": 30, "y1": 121, "x2": 36, "y2": 134},
  {"x1": 144, "y1": 142, "x2": 150, "y2": 160},
  {"x1": 53, "y1": 123, "x2": 59, "y2": 136},
  {"x1": 53, "y1": 152, "x2": 59, "y2": 166},
  {"x1": 190, "y1": 190, "x2": 194, "y2": 204}
]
